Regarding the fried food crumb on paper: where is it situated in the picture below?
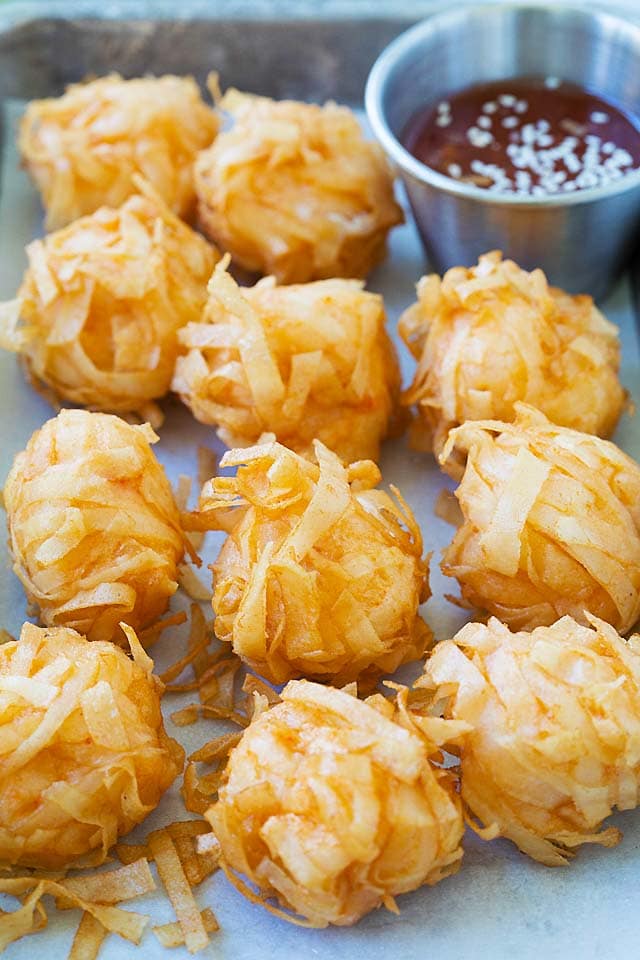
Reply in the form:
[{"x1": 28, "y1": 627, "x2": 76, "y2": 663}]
[
  {"x1": 19, "y1": 74, "x2": 219, "y2": 229},
  {"x1": 0, "y1": 858, "x2": 157, "y2": 955},
  {"x1": 172, "y1": 257, "x2": 402, "y2": 464},
  {"x1": 197, "y1": 438, "x2": 432, "y2": 685},
  {"x1": 206, "y1": 679, "x2": 465, "y2": 926},
  {"x1": 0, "y1": 179, "x2": 218, "y2": 423},
  {"x1": 195, "y1": 89, "x2": 403, "y2": 283},
  {"x1": 440, "y1": 403, "x2": 640, "y2": 633},
  {"x1": 421, "y1": 614, "x2": 640, "y2": 865},
  {"x1": 3, "y1": 409, "x2": 195, "y2": 644},
  {"x1": 0, "y1": 622, "x2": 183, "y2": 871},
  {"x1": 400, "y1": 251, "x2": 625, "y2": 463}
]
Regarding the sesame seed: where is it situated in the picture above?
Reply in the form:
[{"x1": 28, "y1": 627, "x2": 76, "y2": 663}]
[
  {"x1": 467, "y1": 127, "x2": 493, "y2": 148},
  {"x1": 477, "y1": 115, "x2": 492, "y2": 129},
  {"x1": 436, "y1": 114, "x2": 452, "y2": 127},
  {"x1": 437, "y1": 101, "x2": 450, "y2": 113},
  {"x1": 447, "y1": 163, "x2": 462, "y2": 178},
  {"x1": 544, "y1": 76, "x2": 561, "y2": 89},
  {"x1": 482, "y1": 101, "x2": 498, "y2": 114},
  {"x1": 515, "y1": 100, "x2": 528, "y2": 114},
  {"x1": 613, "y1": 148, "x2": 633, "y2": 166},
  {"x1": 565, "y1": 153, "x2": 581, "y2": 174},
  {"x1": 499, "y1": 94, "x2": 516, "y2": 107},
  {"x1": 590, "y1": 111, "x2": 609, "y2": 124},
  {"x1": 502, "y1": 116, "x2": 519, "y2": 129}
]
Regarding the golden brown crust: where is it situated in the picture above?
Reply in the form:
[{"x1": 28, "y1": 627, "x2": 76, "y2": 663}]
[
  {"x1": 440, "y1": 404, "x2": 640, "y2": 633},
  {"x1": 172, "y1": 260, "x2": 402, "y2": 463},
  {"x1": 194, "y1": 91, "x2": 403, "y2": 283},
  {"x1": 19, "y1": 74, "x2": 218, "y2": 229},
  {"x1": 206, "y1": 680, "x2": 463, "y2": 926},
  {"x1": 4, "y1": 409, "x2": 190, "y2": 644},
  {"x1": 0, "y1": 622, "x2": 184, "y2": 870},
  {"x1": 199, "y1": 439, "x2": 431, "y2": 685},
  {"x1": 0, "y1": 183, "x2": 217, "y2": 420},
  {"x1": 400, "y1": 251, "x2": 625, "y2": 459},
  {"x1": 423, "y1": 614, "x2": 640, "y2": 864}
]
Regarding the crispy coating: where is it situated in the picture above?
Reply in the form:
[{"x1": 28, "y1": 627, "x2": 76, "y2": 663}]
[
  {"x1": 194, "y1": 90, "x2": 403, "y2": 283},
  {"x1": 207, "y1": 680, "x2": 464, "y2": 926},
  {"x1": 4, "y1": 410, "x2": 190, "y2": 644},
  {"x1": 199, "y1": 439, "x2": 431, "y2": 685},
  {"x1": 19, "y1": 74, "x2": 218, "y2": 229},
  {"x1": 0, "y1": 622, "x2": 184, "y2": 870},
  {"x1": 400, "y1": 251, "x2": 625, "y2": 460},
  {"x1": 172, "y1": 260, "x2": 401, "y2": 463},
  {"x1": 440, "y1": 404, "x2": 640, "y2": 633},
  {"x1": 422, "y1": 615, "x2": 640, "y2": 865},
  {"x1": 0, "y1": 182, "x2": 217, "y2": 422}
]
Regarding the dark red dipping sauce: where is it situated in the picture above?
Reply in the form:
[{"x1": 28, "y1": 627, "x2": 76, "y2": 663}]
[{"x1": 402, "y1": 76, "x2": 640, "y2": 196}]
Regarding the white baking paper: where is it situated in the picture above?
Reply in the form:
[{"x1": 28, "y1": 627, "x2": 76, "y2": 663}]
[{"x1": 1, "y1": 94, "x2": 639, "y2": 960}]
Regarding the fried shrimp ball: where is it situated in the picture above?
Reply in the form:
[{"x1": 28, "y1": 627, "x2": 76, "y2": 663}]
[
  {"x1": 440, "y1": 404, "x2": 640, "y2": 633},
  {"x1": 19, "y1": 73, "x2": 218, "y2": 229},
  {"x1": 0, "y1": 621, "x2": 184, "y2": 870},
  {"x1": 172, "y1": 259, "x2": 401, "y2": 463},
  {"x1": 199, "y1": 439, "x2": 431, "y2": 686},
  {"x1": 0, "y1": 181, "x2": 218, "y2": 422},
  {"x1": 194, "y1": 90, "x2": 403, "y2": 283},
  {"x1": 422, "y1": 615, "x2": 640, "y2": 865},
  {"x1": 4, "y1": 409, "x2": 192, "y2": 644},
  {"x1": 400, "y1": 251, "x2": 625, "y2": 459},
  {"x1": 206, "y1": 680, "x2": 464, "y2": 926}
]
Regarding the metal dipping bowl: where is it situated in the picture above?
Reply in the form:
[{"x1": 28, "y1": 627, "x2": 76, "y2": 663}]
[{"x1": 365, "y1": 3, "x2": 640, "y2": 299}]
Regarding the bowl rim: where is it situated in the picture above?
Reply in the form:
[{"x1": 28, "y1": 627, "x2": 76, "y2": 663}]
[{"x1": 364, "y1": 0, "x2": 640, "y2": 208}]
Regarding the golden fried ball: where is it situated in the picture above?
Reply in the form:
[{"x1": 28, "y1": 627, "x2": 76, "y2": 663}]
[
  {"x1": 400, "y1": 251, "x2": 625, "y2": 459},
  {"x1": 19, "y1": 74, "x2": 218, "y2": 229},
  {"x1": 0, "y1": 621, "x2": 184, "y2": 870},
  {"x1": 199, "y1": 439, "x2": 431, "y2": 686},
  {"x1": 172, "y1": 259, "x2": 401, "y2": 463},
  {"x1": 440, "y1": 403, "x2": 640, "y2": 633},
  {"x1": 0, "y1": 182, "x2": 217, "y2": 422},
  {"x1": 194, "y1": 90, "x2": 403, "y2": 283},
  {"x1": 4, "y1": 409, "x2": 191, "y2": 644},
  {"x1": 206, "y1": 679, "x2": 463, "y2": 926},
  {"x1": 422, "y1": 614, "x2": 640, "y2": 865}
]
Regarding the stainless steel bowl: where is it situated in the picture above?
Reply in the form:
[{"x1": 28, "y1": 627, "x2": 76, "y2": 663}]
[{"x1": 365, "y1": 3, "x2": 640, "y2": 299}]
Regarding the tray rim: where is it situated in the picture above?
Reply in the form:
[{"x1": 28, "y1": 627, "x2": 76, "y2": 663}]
[
  {"x1": 0, "y1": 0, "x2": 636, "y2": 31},
  {"x1": 0, "y1": 0, "x2": 450, "y2": 29}
]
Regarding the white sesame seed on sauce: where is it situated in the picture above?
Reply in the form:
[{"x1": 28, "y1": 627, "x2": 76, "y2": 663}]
[
  {"x1": 467, "y1": 127, "x2": 494, "y2": 148},
  {"x1": 403, "y1": 77, "x2": 640, "y2": 198}
]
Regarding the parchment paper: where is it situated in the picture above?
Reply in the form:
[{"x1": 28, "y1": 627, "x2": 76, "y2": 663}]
[{"x1": 1, "y1": 95, "x2": 639, "y2": 960}]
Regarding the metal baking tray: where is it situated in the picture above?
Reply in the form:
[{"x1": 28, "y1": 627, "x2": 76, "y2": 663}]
[{"x1": 1, "y1": 2, "x2": 640, "y2": 958}]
